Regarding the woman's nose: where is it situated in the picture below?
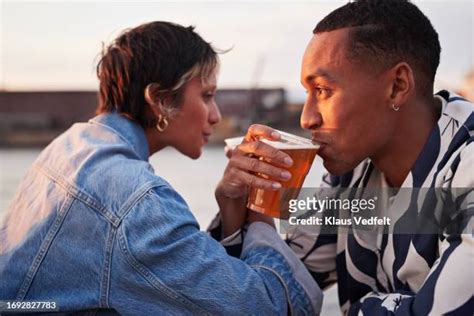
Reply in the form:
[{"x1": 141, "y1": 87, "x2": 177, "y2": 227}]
[{"x1": 209, "y1": 101, "x2": 222, "y2": 125}]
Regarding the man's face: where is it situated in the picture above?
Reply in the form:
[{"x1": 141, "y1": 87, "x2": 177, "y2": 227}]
[{"x1": 300, "y1": 28, "x2": 396, "y2": 175}]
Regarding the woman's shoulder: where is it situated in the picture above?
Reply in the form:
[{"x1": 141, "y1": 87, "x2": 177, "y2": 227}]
[
  {"x1": 118, "y1": 179, "x2": 200, "y2": 247},
  {"x1": 88, "y1": 156, "x2": 175, "y2": 215},
  {"x1": 35, "y1": 128, "x2": 170, "y2": 216}
]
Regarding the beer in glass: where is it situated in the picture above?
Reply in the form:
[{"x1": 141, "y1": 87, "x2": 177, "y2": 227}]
[{"x1": 226, "y1": 131, "x2": 320, "y2": 219}]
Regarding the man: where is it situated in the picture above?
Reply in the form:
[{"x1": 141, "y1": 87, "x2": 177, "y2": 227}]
[{"x1": 213, "y1": 0, "x2": 473, "y2": 314}]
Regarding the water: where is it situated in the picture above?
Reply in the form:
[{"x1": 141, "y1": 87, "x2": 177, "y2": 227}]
[
  {"x1": 0, "y1": 146, "x2": 339, "y2": 314},
  {"x1": 0, "y1": 146, "x2": 328, "y2": 225}
]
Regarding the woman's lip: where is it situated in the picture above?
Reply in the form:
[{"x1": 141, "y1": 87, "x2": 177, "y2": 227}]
[{"x1": 203, "y1": 133, "x2": 211, "y2": 142}]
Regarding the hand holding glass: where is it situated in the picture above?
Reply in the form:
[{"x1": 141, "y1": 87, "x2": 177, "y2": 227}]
[{"x1": 226, "y1": 131, "x2": 319, "y2": 219}]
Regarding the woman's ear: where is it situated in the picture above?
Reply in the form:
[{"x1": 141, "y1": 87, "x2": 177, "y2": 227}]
[
  {"x1": 388, "y1": 62, "x2": 415, "y2": 109},
  {"x1": 145, "y1": 83, "x2": 165, "y2": 118}
]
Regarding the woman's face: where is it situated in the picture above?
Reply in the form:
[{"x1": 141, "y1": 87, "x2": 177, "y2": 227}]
[{"x1": 164, "y1": 72, "x2": 221, "y2": 159}]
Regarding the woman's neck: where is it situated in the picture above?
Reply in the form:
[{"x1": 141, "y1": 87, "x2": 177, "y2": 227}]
[{"x1": 144, "y1": 127, "x2": 167, "y2": 156}]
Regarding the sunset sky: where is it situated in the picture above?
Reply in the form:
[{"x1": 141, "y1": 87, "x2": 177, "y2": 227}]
[{"x1": 1, "y1": 0, "x2": 473, "y2": 101}]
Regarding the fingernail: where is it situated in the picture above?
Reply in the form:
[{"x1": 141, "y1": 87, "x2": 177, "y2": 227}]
[
  {"x1": 284, "y1": 157, "x2": 293, "y2": 166},
  {"x1": 272, "y1": 182, "x2": 282, "y2": 189},
  {"x1": 271, "y1": 131, "x2": 281, "y2": 139},
  {"x1": 281, "y1": 171, "x2": 291, "y2": 180}
]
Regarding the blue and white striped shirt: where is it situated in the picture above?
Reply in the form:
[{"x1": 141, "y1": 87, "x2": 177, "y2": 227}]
[
  {"x1": 210, "y1": 90, "x2": 473, "y2": 315},
  {"x1": 286, "y1": 90, "x2": 474, "y2": 315}
]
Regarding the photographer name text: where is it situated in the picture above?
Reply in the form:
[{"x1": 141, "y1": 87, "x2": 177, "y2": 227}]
[{"x1": 287, "y1": 196, "x2": 391, "y2": 226}]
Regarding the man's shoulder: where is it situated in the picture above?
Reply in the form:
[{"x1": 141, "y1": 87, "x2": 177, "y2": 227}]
[
  {"x1": 435, "y1": 91, "x2": 474, "y2": 174},
  {"x1": 437, "y1": 90, "x2": 474, "y2": 129}
]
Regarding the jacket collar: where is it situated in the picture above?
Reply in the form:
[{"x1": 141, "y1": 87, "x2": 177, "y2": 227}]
[{"x1": 89, "y1": 112, "x2": 150, "y2": 161}]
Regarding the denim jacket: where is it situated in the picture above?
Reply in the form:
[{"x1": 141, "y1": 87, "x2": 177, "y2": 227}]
[{"x1": 0, "y1": 113, "x2": 322, "y2": 315}]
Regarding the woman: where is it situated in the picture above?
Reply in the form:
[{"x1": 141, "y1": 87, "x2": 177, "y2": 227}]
[{"x1": 0, "y1": 22, "x2": 321, "y2": 314}]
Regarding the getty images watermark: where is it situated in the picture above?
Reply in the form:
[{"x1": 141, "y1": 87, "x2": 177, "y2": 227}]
[
  {"x1": 280, "y1": 187, "x2": 473, "y2": 235},
  {"x1": 287, "y1": 196, "x2": 391, "y2": 226}
]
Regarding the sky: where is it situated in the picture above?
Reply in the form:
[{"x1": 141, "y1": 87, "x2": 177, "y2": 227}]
[{"x1": 1, "y1": 0, "x2": 473, "y2": 101}]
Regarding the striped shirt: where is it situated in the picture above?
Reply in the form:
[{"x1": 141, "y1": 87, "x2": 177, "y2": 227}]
[
  {"x1": 210, "y1": 90, "x2": 473, "y2": 315},
  {"x1": 286, "y1": 90, "x2": 474, "y2": 315}
]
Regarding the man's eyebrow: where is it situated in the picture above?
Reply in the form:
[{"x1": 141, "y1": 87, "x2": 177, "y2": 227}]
[{"x1": 303, "y1": 69, "x2": 338, "y2": 84}]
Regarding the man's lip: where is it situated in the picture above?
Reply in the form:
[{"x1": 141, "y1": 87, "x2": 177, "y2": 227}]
[
  {"x1": 311, "y1": 133, "x2": 329, "y2": 144},
  {"x1": 316, "y1": 141, "x2": 329, "y2": 155},
  {"x1": 312, "y1": 138, "x2": 327, "y2": 145}
]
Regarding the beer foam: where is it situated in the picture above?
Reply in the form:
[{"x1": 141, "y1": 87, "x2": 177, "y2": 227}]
[
  {"x1": 224, "y1": 136, "x2": 244, "y2": 149},
  {"x1": 260, "y1": 137, "x2": 320, "y2": 150},
  {"x1": 224, "y1": 130, "x2": 320, "y2": 150}
]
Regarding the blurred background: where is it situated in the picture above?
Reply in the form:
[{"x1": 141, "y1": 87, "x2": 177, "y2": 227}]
[{"x1": 1, "y1": 0, "x2": 473, "y2": 313}]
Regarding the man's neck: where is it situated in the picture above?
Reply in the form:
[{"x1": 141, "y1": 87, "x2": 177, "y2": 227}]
[{"x1": 371, "y1": 96, "x2": 442, "y2": 187}]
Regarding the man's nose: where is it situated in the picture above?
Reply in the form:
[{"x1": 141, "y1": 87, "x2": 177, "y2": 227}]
[{"x1": 300, "y1": 97, "x2": 322, "y2": 130}]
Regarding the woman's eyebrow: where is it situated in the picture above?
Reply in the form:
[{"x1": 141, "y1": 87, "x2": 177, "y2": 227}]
[{"x1": 204, "y1": 84, "x2": 217, "y2": 91}]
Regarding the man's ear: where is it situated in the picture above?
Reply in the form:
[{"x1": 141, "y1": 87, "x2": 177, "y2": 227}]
[{"x1": 387, "y1": 62, "x2": 415, "y2": 110}]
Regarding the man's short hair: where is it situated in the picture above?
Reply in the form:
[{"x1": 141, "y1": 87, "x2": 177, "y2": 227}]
[{"x1": 314, "y1": 0, "x2": 441, "y2": 97}]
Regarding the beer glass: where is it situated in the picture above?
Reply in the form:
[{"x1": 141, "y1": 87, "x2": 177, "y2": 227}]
[{"x1": 225, "y1": 131, "x2": 320, "y2": 219}]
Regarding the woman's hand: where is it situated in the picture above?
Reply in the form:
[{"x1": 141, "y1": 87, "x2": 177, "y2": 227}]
[{"x1": 215, "y1": 124, "x2": 294, "y2": 237}]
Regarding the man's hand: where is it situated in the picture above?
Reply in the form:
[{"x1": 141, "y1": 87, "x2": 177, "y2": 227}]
[{"x1": 215, "y1": 124, "x2": 293, "y2": 237}]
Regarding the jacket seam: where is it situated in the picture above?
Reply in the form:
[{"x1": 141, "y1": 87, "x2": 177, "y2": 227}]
[
  {"x1": 34, "y1": 164, "x2": 120, "y2": 227},
  {"x1": 116, "y1": 181, "x2": 164, "y2": 220},
  {"x1": 249, "y1": 264, "x2": 294, "y2": 316},
  {"x1": 16, "y1": 194, "x2": 74, "y2": 300},
  {"x1": 116, "y1": 223, "x2": 210, "y2": 315},
  {"x1": 243, "y1": 245, "x2": 316, "y2": 315},
  {"x1": 100, "y1": 224, "x2": 117, "y2": 308}
]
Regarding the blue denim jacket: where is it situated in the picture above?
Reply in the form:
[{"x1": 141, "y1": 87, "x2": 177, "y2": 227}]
[{"x1": 0, "y1": 113, "x2": 322, "y2": 315}]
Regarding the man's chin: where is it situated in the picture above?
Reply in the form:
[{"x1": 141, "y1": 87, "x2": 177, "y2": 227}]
[{"x1": 322, "y1": 159, "x2": 355, "y2": 176}]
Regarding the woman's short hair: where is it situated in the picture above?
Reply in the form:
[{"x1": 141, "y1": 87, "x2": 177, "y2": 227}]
[{"x1": 96, "y1": 21, "x2": 219, "y2": 127}]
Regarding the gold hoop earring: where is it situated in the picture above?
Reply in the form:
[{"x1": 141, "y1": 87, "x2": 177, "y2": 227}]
[
  {"x1": 392, "y1": 103, "x2": 400, "y2": 112},
  {"x1": 156, "y1": 114, "x2": 169, "y2": 132}
]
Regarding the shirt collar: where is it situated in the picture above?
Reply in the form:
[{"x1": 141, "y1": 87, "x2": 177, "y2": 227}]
[
  {"x1": 362, "y1": 90, "x2": 466, "y2": 188},
  {"x1": 436, "y1": 90, "x2": 473, "y2": 124},
  {"x1": 89, "y1": 112, "x2": 150, "y2": 161}
]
